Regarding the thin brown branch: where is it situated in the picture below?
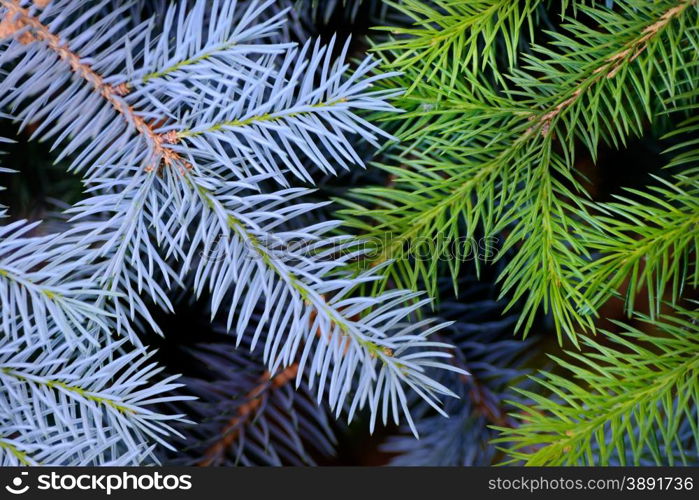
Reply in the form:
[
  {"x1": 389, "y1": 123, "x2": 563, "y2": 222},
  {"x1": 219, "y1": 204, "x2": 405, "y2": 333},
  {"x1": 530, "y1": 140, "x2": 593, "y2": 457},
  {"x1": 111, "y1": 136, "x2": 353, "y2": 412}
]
[
  {"x1": 530, "y1": 0, "x2": 695, "y2": 136},
  {"x1": 197, "y1": 290, "x2": 403, "y2": 466},
  {"x1": 0, "y1": 0, "x2": 182, "y2": 171},
  {"x1": 197, "y1": 363, "x2": 299, "y2": 467}
]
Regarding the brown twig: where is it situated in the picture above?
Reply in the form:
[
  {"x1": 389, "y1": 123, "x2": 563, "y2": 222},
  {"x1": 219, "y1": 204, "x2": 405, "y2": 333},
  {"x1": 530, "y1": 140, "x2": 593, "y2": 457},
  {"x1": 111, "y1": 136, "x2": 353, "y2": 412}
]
[
  {"x1": 529, "y1": 0, "x2": 695, "y2": 137},
  {"x1": 197, "y1": 364, "x2": 299, "y2": 466}
]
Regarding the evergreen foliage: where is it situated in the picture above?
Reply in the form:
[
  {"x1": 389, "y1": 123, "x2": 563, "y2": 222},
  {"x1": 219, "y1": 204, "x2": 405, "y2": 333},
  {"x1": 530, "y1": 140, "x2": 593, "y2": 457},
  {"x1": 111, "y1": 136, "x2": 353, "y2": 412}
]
[
  {"x1": 1, "y1": 0, "x2": 698, "y2": 467},
  {"x1": 383, "y1": 274, "x2": 533, "y2": 466},
  {"x1": 340, "y1": 0, "x2": 699, "y2": 342},
  {"x1": 164, "y1": 325, "x2": 336, "y2": 466},
  {"x1": 336, "y1": 0, "x2": 699, "y2": 465},
  {"x1": 0, "y1": 0, "x2": 459, "y2": 465},
  {"x1": 497, "y1": 307, "x2": 699, "y2": 466}
]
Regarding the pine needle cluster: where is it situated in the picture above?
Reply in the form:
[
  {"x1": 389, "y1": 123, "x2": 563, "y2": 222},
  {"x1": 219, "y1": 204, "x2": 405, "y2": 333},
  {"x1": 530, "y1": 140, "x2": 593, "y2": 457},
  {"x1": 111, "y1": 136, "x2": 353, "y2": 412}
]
[{"x1": 338, "y1": 0, "x2": 699, "y2": 465}]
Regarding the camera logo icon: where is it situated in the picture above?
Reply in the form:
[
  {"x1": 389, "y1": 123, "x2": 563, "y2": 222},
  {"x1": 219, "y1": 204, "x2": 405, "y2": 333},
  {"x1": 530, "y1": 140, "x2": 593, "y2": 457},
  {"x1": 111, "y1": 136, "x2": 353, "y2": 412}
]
[{"x1": 5, "y1": 472, "x2": 29, "y2": 495}]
